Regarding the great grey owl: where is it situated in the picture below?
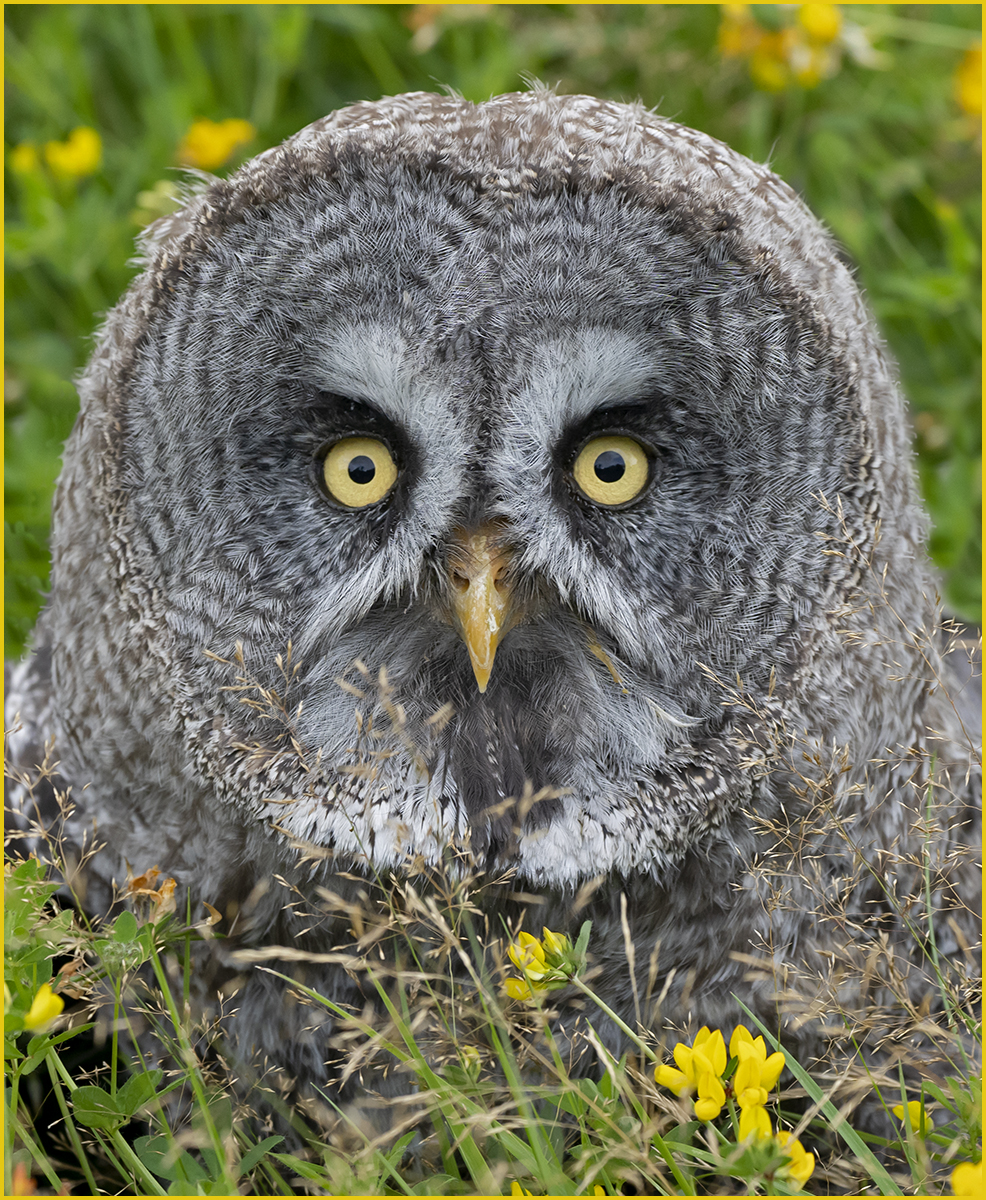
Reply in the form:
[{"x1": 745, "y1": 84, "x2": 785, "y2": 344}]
[{"x1": 6, "y1": 90, "x2": 980, "y2": 1118}]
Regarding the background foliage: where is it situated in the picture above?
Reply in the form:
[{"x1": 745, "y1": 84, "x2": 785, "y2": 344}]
[{"x1": 4, "y1": 3, "x2": 982, "y2": 658}]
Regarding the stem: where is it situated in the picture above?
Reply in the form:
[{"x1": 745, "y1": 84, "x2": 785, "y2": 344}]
[
  {"x1": 726, "y1": 1096, "x2": 741, "y2": 1142},
  {"x1": 147, "y1": 942, "x2": 237, "y2": 1191},
  {"x1": 6, "y1": 1061, "x2": 22, "y2": 1191},
  {"x1": 110, "y1": 975, "x2": 121, "y2": 1095},
  {"x1": 567, "y1": 978, "x2": 695, "y2": 1195},
  {"x1": 48, "y1": 1038, "x2": 167, "y2": 1195},
  {"x1": 6, "y1": 1108, "x2": 66, "y2": 1193},
  {"x1": 45, "y1": 1055, "x2": 100, "y2": 1194},
  {"x1": 569, "y1": 976, "x2": 662, "y2": 1066}
]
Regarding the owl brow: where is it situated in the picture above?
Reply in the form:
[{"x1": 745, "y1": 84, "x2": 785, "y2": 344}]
[
  {"x1": 307, "y1": 389, "x2": 406, "y2": 440},
  {"x1": 560, "y1": 398, "x2": 665, "y2": 456}
]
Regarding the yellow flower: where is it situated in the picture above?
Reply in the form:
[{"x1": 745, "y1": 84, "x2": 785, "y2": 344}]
[
  {"x1": 798, "y1": 3, "x2": 842, "y2": 46},
  {"x1": 655, "y1": 1026, "x2": 728, "y2": 1120},
  {"x1": 503, "y1": 925, "x2": 584, "y2": 1001},
  {"x1": 9, "y1": 142, "x2": 40, "y2": 174},
  {"x1": 510, "y1": 1183, "x2": 533, "y2": 1197},
  {"x1": 507, "y1": 930, "x2": 549, "y2": 979},
  {"x1": 729, "y1": 1024, "x2": 786, "y2": 1108},
  {"x1": 654, "y1": 1061, "x2": 690, "y2": 1094},
  {"x1": 750, "y1": 31, "x2": 795, "y2": 92},
  {"x1": 686, "y1": 1025, "x2": 728, "y2": 1076},
  {"x1": 178, "y1": 117, "x2": 255, "y2": 170},
  {"x1": 718, "y1": 4, "x2": 761, "y2": 58},
  {"x1": 540, "y1": 926, "x2": 571, "y2": 960},
  {"x1": 892, "y1": 1099, "x2": 929, "y2": 1137},
  {"x1": 44, "y1": 127, "x2": 102, "y2": 178},
  {"x1": 502, "y1": 976, "x2": 537, "y2": 1002},
  {"x1": 10, "y1": 1162, "x2": 37, "y2": 1196},
  {"x1": 739, "y1": 1103, "x2": 772, "y2": 1141},
  {"x1": 775, "y1": 1129, "x2": 815, "y2": 1185},
  {"x1": 719, "y1": 3, "x2": 848, "y2": 91},
  {"x1": 23, "y1": 982, "x2": 64, "y2": 1031},
  {"x1": 955, "y1": 43, "x2": 982, "y2": 119},
  {"x1": 951, "y1": 1160, "x2": 983, "y2": 1195},
  {"x1": 693, "y1": 1075, "x2": 726, "y2": 1122}
]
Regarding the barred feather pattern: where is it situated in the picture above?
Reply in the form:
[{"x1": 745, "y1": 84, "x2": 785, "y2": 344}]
[{"x1": 6, "y1": 91, "x2": 980, "y2": 1117}]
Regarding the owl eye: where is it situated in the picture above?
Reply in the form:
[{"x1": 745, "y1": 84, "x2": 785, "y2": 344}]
[
  {"x1": 322, "y1": 436, "x2": 398, "y2": 507},
  {"x1": 572, "y1": 435, "x2": 650, "y2": 506}
]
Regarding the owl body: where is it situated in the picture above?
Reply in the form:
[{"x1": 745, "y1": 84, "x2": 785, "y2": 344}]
[{"x1": 7, "y1": 92, "x2": 979, "y2": 1102}]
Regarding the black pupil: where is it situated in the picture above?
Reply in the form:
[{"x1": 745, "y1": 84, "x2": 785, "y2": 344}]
[
  {"x1": 594, "y1": 450, "x2": 626, "y2": 483},
  {"x1": 348, "y1": 455, "x2": 376, "y2": 485}
]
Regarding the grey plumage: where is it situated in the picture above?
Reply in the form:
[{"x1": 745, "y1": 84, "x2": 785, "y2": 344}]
[{"x1": 6, "y1": 90, "x2": 979, "y2": 1111}]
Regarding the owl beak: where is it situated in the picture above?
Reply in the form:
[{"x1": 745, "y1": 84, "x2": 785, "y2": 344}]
[{"x1": 448, "y1": 523, "x2": 514, "y2": 693}]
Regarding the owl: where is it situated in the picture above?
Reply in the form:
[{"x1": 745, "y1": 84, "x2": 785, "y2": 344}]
[{"x1": 6, "y1": 90, "x2": 980, "y2": 1119}]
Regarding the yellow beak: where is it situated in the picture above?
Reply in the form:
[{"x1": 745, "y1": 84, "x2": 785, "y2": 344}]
[{"x1": 448, "y1": 523, "x2": 513, "y2": 693}]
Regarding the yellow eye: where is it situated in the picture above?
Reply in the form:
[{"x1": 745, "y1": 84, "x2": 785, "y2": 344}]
[
  {"x1": 572, "y1": 435, "x2": 650, "y2": 506},
  {"x1": 322, "y1": 436, "x2": 398, "y2": 508}
]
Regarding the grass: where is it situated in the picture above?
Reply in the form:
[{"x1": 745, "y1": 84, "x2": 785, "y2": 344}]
[{"x1": 3, "y1": 765, "x2": 981, "y2": 1195}]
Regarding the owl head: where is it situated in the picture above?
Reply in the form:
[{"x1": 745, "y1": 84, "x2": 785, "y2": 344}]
[{"x1": 48, "y1": 91, "x2": 934, "y2": 891}]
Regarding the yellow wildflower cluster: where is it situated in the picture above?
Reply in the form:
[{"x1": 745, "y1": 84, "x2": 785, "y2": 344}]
[
  {"x1": 654, "y1": 1023, "x2": 813, "y2": 1185},
  {"x1": 719, "y1": 3, "x2": 844, "y2": 90},
  {"x1": 731, "y1": 1024, "x2": 786, "y2": 1135},
  {"x1": 655, "y1": 1025, "x2": 729, "y2": 1120},
  {"x1": 178, "y1": 118, "x2": 255, "y2": 170},
  {"x1": 503, "y1": 926, "x2": 582, "y2": 1001},
  {"x1": 10, "y1": 126, "x2": 102, "y2": 179},
  {"x1": 46, "y1": 126, "x2": 103, "y2": 177}
]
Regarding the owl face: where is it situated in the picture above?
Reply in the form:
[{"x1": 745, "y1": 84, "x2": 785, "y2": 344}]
[{"x1": 82, "y1": 93, "x2": 894, "y2": 886}]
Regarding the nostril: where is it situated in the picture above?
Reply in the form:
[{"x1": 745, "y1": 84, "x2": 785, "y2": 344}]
[{"x1": 452, "y1": 571, "x2": 470, "y2": 593}]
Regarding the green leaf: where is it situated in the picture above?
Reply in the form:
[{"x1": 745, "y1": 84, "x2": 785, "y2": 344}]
[
  {"x1": 409, "y1": 1174, "x2": 460, "y2": 1193},
  {"x1": 198, "y1": 1093, "x2": 233, "y2": 1138},
  {"x1": 113, "y1": 910, "x2": 139, "y2": 942},
  {"x1": 598, "y1": 1054, "x2": 627, "y2": 1100},
  {"x1": 271, "y1": 1152, "x2": 329, "y2": 1182},
  {"x1": 72, "y1": 1084, "x2": 127, "y2": 1131},
  {"x1": 116, "y1": 1068, "x2": 164, "y2": 1116},
  {"x1": 14, "y1": 944, "x2": 57, "y2": 967},
  {"x1": 21, "y1": 1025, "x2": 94, "y2": 1076},
  {"x1": 4, "y1": 1036, "x2": 24, "y2": 1061},
  {"x1": 135, "y1": 1134, "x2": 209, "y2": 1183},
  {"x1": 25, "y1": 1023, "x2": 95, "y2": 1060},
  {"x1": 237, "y1": 1134, "x2": 284, "y2": 1176},
  {"x1": 557, "y1": 1086, "x2": 591, "y2": 1118}
]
